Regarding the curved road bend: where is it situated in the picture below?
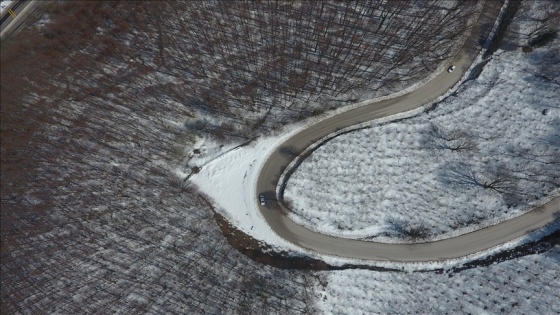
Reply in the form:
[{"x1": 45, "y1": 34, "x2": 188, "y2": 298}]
[{"x1": 255, "y1": 7, "x2": 560, "y2": 261}]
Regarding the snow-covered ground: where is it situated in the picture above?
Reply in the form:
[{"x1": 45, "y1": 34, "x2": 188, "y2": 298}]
[
  {"x1": 284, "y1": 35, "x2": 559, "y2": 242},
  {"x1": 316, "y1": 245, "x2": 560, "y2": 314}
]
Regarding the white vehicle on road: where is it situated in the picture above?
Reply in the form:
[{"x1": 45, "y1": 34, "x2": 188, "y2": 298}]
[
  {"x1": 447, "y1": 65, "x2": 456, "y2": 73},
  {"x1": 259, "y1": 194, "x2": 266, "y2": 206}
]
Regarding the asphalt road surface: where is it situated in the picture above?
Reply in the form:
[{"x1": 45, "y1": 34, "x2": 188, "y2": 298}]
[
  {"x1": 255, "y1": 4, "x2": 560, "y2": 262},
  {"x1": 1, "y1": 0, "x2": 43, "y2": 40}
]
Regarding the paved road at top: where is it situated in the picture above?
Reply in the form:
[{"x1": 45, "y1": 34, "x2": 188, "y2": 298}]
[
  {"x1": 255, "y1": 3, "x2": 560, "y2": 262},
  {"x1": 1, "y1": 0, "x2": 43, "y2": 40}
]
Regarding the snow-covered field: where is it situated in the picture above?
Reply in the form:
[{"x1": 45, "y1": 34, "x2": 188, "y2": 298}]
[
  {"x1": 284, "y1": 35, "x2": 560, "y2": 242},
  {"x1": 316, "y1": 245, "x2": 560, "y2": 314}
]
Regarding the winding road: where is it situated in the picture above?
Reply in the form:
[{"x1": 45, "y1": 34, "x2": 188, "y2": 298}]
[{"x1": 255, "y1": 2, "x2": 560, "y2": 262}]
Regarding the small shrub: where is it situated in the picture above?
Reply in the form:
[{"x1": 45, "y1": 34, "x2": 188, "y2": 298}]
[
  {"x1": 529, "y1": 30, "x2": 558, "y2": 48},
  {"x1": 407, "y1": 224, "x2": 430, "y2": 240}
]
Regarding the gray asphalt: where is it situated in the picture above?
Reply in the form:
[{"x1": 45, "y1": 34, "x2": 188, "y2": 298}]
[
  {"x1": 255, "y1": 5, "x2": 560, "y2": 261},
  {"x1": 1, "y1": 0, "x2": 43, "y2": 40}
]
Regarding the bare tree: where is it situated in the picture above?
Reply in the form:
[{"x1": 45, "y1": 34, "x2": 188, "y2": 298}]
[
  {"x1": 385, "y1": 216, "x2": 430, "y2": 240},
  {"x1": 422, "y1": 124, "x2": 478, "y2": 153},
  {"x1": 439, "y1": 162, "x2": 519, "y2": 196}
]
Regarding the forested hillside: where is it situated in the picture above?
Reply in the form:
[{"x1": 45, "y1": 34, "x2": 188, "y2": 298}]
[{"x1": 0, "y1": 1, "x2": 500, "y2": 313}]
